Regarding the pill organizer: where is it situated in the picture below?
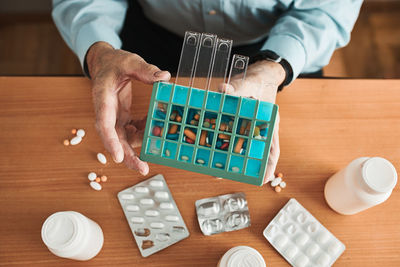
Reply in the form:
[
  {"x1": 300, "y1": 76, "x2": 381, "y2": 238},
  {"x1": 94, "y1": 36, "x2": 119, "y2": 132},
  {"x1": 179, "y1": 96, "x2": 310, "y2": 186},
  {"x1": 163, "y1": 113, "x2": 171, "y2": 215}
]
[
  {"x1": 117, "y1": 174, "x2": 189, "y2": 257},
  {"x1": 195, "y1": 192, "x2": 250, "y2": 235},
  {"x1": 140, "y1": 31, "x2": 278, "y2": 186},
  {"x1": 263, "y1": 199, "x2": 345, "y2": 267}
]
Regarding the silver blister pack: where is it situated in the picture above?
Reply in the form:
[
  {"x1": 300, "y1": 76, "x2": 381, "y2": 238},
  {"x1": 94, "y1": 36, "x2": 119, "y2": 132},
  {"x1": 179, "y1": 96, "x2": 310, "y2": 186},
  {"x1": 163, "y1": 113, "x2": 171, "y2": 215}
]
[
  {"x1": 195, "y1": 192, "x2": 250, "y2": 235},
  {"x1": 117, "y1": 174, "x2": 189, "y2": 257},
  {"x1": 263, "y1": 198, "x2": 345, "y2": 267}
]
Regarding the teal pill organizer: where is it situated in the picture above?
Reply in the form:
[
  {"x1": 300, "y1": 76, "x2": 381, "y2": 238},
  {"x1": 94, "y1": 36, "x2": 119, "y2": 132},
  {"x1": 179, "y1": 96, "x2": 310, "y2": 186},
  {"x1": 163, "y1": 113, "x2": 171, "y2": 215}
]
[{"x1": 139, "y1": 32, "x2": 278, "y2": 186}]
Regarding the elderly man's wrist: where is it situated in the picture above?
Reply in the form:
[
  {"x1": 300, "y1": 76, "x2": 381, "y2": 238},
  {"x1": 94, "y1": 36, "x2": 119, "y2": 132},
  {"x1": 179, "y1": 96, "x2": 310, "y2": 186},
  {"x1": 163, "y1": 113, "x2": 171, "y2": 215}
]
[
  {"x1": 257, "y1": 60, "x2": 286, "y2": 87},
  {"x1": 85, "y1": 42, "x2": 115, "y2": 78}
]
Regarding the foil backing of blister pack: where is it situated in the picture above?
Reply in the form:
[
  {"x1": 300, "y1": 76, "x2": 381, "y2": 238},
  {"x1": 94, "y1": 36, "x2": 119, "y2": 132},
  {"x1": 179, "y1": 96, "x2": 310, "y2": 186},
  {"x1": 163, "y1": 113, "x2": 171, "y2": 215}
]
[
  {"x1": 195, "y1": 192, "x2": 251, "y2": 235},
  {"x1": 263, "y1": 198, "x2": 345, "y2": 267},
  {"x1": 117, "y1": 174, "x2": 189, "y2": 257}
]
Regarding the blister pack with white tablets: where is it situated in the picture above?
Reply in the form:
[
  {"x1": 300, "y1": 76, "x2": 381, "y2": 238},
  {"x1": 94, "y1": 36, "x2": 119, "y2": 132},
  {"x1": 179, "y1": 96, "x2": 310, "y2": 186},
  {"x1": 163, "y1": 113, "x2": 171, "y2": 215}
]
[
  {"x1": 195, "y1": 192, "x2": 250, "y2": 235},
  {"x1": 117, "y1": 174, "x2": 189, "y2": 257},
  {"x1": 263, "y1": 198, "x2": 345, "y2": 267}
]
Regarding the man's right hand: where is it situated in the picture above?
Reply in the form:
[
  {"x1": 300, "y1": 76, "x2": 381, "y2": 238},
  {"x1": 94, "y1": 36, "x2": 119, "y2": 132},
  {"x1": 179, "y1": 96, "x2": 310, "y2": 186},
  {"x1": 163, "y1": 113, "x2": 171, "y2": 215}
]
[{"x1": 86, "y1": 41, "x2": 171, "y2": 175}]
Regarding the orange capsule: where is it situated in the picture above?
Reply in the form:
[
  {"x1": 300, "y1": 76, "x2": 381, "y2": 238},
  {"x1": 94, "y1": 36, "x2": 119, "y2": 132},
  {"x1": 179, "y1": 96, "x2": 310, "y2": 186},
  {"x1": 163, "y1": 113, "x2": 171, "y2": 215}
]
[
  {"x1": 277, "y1": 173, "x2": 283, "y2": 178},
  {"x1": 100, "y1": 175, "x2": 108, "y2": 182},
  {"x1": 95, "y1": 177, "x2": 101, "y2": 183},
  {"x1": 194, "y1": 114, "x2": 200, "y2": 120},
  {"x1": 71, "y1": 128, "x2": 77, "y2": 134},
  {"x1": 176, "y1": 115, "x2": 182, "y2": 122},
  {"x1": 63, "y1": 139, "x2": 70, "y2": 146},
  {"x1": 184, "y1": 129, "x2": 197, "y2": 140}
]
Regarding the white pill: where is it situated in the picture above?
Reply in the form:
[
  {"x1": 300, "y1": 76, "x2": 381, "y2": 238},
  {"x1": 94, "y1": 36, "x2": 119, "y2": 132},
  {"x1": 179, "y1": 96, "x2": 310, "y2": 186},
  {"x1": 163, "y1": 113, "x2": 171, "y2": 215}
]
[
  {"x1": 88, "y1": 172, "x2": 97, "y2": 181},
  {"x1": 231, "y1": 166, "x2": 240, "y2": 173},
  {"x1": 90, "y1": 181, "x2": 102, "y2": 191},
  {"x1": 70, "y1": 136, "x2": 82, "y2": 145},
  {"x1": 126, "y1": 205, "x2": 139, "y2": 212},
  {"x1": 279, "y1": 181, "x2": 287, "y2": 188},
  {"x1": 160, "y1": 202, "x2": 174, "y2": 210},
  {"x1": 140, "y1": 198, "x2": 154, "y2": 205},
  {"x1": 196, "y1": 159, "x2": 205, "y2": 164},
  {"x1": 145, "y1": 210, "x2": 159, "y2": 217},
  {"x1": 150, "y1": 222, "x2": 164, "y2": 229},
  {"x1": 121, "y1": 194, "x2": 134, "y2": 200},
  {"x1": 295, "y1": 233, "x2": 309, "y2": 246},
  {"x1": 149, "y1": 180, "x2": 164, "y2": 187},
  {"x1": 215, "y1": 163, "x2": 223, "y2": 168},
  {"x1": 271, "y1": 177, "x2": 282, "y2": 187},
  {"x1": 155, "y1": 191, "x2": 169, "y2": 199},
  {"x1": 76, "y1": 129, "x2": 85, "y2": 137},
  {"x1": 165, "y1": 215, "x2": 179, "y2": 222},
  {"x1": 181, "y1": 155, "x2": 189, "y2": 161},
  {"x1": 97, "y1": 153, "x2": 107, "y2": 164},
  {"x1": 135, "y1": 186, "x2": 149, "y2": 193},
  {"x1": 130, "y1": 216, "x2": 144, "y2": 223},
  {"x1": 295, "y1": 255, "x2": 309, "y2": 267},
  {"x1": 165, "y1": 149, "x2": 171, "y2": 157}
]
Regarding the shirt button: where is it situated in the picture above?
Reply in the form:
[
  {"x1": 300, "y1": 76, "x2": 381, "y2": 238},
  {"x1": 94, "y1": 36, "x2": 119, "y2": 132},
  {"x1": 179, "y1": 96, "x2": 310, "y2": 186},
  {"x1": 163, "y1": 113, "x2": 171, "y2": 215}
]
[{"x1": 208, "y1": 9, "x2": 217, "y2": 15}]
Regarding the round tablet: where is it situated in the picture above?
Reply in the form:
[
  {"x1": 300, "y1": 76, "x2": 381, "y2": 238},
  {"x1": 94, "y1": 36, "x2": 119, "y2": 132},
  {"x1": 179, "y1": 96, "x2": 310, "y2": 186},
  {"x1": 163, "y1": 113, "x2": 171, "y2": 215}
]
[
  {"x1": 76, "y1": 129, "x2": 85, "y2": 137},
  {"x1": 88, "y1": 172, "x2": 97, "y2": 181}
]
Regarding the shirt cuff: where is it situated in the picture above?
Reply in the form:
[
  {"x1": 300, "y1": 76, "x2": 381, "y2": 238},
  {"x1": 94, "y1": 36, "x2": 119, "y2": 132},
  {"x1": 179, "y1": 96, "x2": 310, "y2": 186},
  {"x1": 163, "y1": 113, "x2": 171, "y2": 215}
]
[
  {"x1": 75, "y1": 21, "x2": 123, "y2": 76},
  {"x1": 262, "y1": 34, "x2": 306, "y2": 83}
]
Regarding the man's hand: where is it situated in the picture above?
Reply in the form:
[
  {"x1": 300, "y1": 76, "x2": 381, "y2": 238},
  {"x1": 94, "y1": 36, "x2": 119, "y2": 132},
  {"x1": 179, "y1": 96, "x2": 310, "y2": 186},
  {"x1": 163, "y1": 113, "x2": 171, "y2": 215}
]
[
  {"x1": 86, "y1": 41, "x2": 171, "y2": 175},
  {"x1": 219, "y1": 60, "x2": 285, "y2": 183}
]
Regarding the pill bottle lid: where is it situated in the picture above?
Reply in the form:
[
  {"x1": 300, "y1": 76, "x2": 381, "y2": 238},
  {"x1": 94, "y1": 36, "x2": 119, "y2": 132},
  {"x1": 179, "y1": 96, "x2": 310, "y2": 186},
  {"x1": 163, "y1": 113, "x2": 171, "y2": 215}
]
[
  {"x1": 362, "y1": 157, "x2": 398, "y2": 194},
  {"x1": 219, "y1": 246, "x2": 266, "y2": 267},
  {"x1": 41, "y1": 211, "x2": 82, "y2": 252}
]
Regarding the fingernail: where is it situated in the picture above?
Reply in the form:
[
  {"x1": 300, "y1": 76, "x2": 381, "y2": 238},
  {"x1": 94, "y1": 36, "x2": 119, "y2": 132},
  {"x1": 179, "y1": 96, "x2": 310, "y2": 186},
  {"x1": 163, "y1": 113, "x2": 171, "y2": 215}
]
[
  {"x1": 139, "y1": 162, "x2": 149, "y2": 176},
  {"x1": 113, "y1": 152, "x2": 124, "y2": 163},
  {"x1": 154, "y1": 71, "x2": 164, "y2": 77}
]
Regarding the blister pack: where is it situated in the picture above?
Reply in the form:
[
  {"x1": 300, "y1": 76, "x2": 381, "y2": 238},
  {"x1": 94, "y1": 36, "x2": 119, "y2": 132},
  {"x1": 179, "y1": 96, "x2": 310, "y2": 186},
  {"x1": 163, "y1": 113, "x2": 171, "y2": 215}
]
[
  {"x1": 195, "y1": 192, "x2": 250, "y2": 235},
  {"x1": 117, "y1": 174, "x2": 189, "y2": 257},
  {"x1": 263, "y1": 198, "x2": 345, "y2": 267}
]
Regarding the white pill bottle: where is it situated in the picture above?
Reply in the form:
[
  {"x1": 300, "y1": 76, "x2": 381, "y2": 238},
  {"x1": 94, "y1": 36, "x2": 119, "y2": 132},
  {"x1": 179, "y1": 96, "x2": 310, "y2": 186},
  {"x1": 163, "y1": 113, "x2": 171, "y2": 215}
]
[
  {"x1": 41, "y1": 211, "x2": 104, "y2": 261},
  {"x1": 324, "y1": 157, "x2": 397, "y2": 215},
  {"x1": 218, "y1": 246, "x2": 266, "y2": 267}
]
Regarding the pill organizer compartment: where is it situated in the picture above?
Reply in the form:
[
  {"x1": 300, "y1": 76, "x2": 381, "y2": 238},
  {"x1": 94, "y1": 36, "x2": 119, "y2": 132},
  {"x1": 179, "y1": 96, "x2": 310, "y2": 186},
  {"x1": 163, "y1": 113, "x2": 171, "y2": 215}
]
[
  {"x1": 140, "y1": 31, "x2": 278, "y2": 186},
  {"x1": 263, "y1": 198, "x2": 345, "y2": 267},
  {"x1": 117, "y1": 174, "x2": 189, "y2": 257}
]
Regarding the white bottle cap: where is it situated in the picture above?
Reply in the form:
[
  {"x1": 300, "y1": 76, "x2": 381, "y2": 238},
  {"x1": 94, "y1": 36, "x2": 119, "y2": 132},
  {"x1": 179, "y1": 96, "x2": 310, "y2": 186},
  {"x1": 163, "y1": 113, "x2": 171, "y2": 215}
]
[
  {"x1": 41, "y1": 212, "x2": 82, "y2": 253},
  {"x1": 218, "y1": 246, "x2": 266, "y2": 267},
  {"x1": 362, "y1": 157, "x2": 398, "y2": 194}
]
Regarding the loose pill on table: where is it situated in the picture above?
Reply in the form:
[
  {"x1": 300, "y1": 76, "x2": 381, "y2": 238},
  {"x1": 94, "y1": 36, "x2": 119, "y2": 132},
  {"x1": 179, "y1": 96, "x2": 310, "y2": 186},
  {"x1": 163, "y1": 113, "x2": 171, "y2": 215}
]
[
  {"x1": 70, "y1": 136, "x2": 82, "y2": 145},
  {"x1": 63, "y1": 139, "x2": 70, "y2": 146},
  {"x1": 271, "y1": 177, "x2": 282, "y2": 187},
  {"x1": 90, "y1": 181, "x2": 102, "y2": 191},
  {"x1": 130, "y1": 216, "x2": 145, "y2": 223},
  {"x1": 88, "y1": 172, "x2": 97, "y2": 181},
  {"x1": 145, "y1": 210, "x2": 160, "y2": 217},
  {"x1": 76, "y1": 129, "x2": 85, "y2": 137},
  {"x1": 277, "y1": 172, "x2": 283, "y2": 178},
  {"x1": 150, "y1": 222, "x2": 165, "y2": 229},
  {"x1": 135, "y1": 186, "x2": 149, "y2": 193},
  {"x1": 71, "y1": 128, "x2": 77, "y2": 134},
  {"x1": 97, "y1": 153, "x2": 107, "y2": 164},
  {"x1": 280, "y1": 181, "x2": 287, "y2": 188},
  {"x1": 155, "y1": 191, "x2": 169, "y2": 199},
  {"x1": 275, "y1": 186, "x2": 282, "y2": 193},
  {"x1": 121, "y1": 194, "x2": 134, "y2": 200},
  {"x1": 140, "y1": 198, "x2": 154, "y2": 205},
  {"x1": 165, "y1": 215, "x2": 179, "y2": 222},
  {"x1": 160, "y1": 202, "x2": 174, "y2": 210},
  {"x1": 149, "y1": 180, "x2": 164, "y2": 187},
  {"x1": 95, "y1": 177, "x2": 101, "y2": 183},
  {"x1": 100, "y1": 175, "x2": 108, "y2": 182},
  {"x1": 232, "y1": 166, "x2": 240, "y2": 173}
]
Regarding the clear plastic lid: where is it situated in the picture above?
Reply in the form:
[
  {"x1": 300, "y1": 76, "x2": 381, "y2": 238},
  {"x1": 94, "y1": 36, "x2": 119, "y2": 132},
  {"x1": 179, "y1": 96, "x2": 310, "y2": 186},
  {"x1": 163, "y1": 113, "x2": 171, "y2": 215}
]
[{"x1": 362, "y1": 157, "x2": 398, "y2": 194}]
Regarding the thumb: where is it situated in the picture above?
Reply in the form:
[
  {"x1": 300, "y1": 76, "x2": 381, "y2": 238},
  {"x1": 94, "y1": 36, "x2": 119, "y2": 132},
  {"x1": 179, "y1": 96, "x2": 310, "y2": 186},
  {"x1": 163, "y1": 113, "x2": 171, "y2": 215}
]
[{"x1": 126, "y1": 55, "x2": 171, "y2": 84}]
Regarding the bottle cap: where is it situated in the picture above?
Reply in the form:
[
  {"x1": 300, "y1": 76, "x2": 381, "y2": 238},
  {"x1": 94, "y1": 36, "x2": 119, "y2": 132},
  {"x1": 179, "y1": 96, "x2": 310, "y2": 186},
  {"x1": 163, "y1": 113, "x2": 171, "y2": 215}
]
[
  {"x1": 362, "y1": 157, "x2": 397, "y2": 193},
  {"x1": 219, "y1": 246, "x2": 266, "y2": 267}
]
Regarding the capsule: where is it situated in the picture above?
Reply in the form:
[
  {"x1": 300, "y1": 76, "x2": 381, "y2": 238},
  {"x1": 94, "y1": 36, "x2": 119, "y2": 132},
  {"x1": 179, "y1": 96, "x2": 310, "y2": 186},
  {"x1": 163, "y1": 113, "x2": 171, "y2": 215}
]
[
  {"x1": 160, "y1": 202, "x2": 173, "y2": 210},
  {"x1": 184, "y1": 128, "x2": 197, "y2": 140},
  {"x1": 234, "y1": 138, "x2": 244, "y2": 153},
  {"x1": 90, "y1": 181, "x2": 102, "y2": 191},
  {"x1": 70, "y1": 136, "x2": 82, "y2": 145},
  {"x1": 155, "y1": 191, "x2": 169, "y2": 199}
]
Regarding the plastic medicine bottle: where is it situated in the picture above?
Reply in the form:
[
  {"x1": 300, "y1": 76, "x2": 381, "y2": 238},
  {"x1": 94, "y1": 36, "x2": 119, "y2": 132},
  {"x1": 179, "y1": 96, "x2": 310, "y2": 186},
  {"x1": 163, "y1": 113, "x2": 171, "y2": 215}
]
[
  {"x1": 217, "y1": 246, "x2": 266, "y2": 267},
  {"x1": 324, "y1": 157, "x2": 397, "y2": 215},
  {"x1": 41, "y1": 211, "x2": 104, "y2": 261}
]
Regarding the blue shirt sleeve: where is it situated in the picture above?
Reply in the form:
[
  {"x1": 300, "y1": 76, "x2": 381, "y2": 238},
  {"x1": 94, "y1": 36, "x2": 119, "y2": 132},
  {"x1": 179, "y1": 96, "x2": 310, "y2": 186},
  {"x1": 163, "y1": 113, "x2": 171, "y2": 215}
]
[
  {"x1": 52, "y1": 0, "x2": 128, "y2": 72},
  {"x1": 262, "y1": 0, "x2": 363, "y2": 82}
]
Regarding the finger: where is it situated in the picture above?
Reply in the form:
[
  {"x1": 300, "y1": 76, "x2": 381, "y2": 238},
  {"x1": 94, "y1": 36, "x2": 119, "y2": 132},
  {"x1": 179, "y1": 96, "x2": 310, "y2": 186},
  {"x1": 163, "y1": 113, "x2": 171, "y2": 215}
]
[
  {"x1": 125, "y1": 124, "x2": 145, "y2": 149},
  {"x1": 93, "y1": 83, "x2": 124, "y2": 163},
  {"x1": 125, "y1": 55, "x2": 171, "y2": 84},
  {"x1": 264, "y1": 113, "x2": 280, "y2": 184},
  {"x1": 117, "y1": 126, "x2": 149, "y2": 175}
]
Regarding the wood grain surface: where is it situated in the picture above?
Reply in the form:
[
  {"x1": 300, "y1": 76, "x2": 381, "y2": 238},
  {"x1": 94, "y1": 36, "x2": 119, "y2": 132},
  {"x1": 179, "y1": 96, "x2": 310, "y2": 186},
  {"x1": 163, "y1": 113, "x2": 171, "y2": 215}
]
[{"x1": 0, "y1": 77, "x2": 399, "y2": 266}]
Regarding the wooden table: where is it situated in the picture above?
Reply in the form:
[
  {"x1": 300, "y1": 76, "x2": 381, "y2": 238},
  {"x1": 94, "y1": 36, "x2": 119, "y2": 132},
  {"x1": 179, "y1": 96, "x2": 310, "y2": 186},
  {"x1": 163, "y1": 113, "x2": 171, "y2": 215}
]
[{"x1": 0, "y1": 77, "x2": 399, "y2": 266}]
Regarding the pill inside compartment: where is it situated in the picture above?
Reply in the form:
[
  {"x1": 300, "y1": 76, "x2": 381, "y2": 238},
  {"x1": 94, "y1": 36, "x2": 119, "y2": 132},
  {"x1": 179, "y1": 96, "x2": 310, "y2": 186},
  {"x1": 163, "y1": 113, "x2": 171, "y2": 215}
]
[
  {"x1": 211, "y1": 151, "x2": 227, "y2": 169},
  {"x1": 183, "y1": 127, "x2": 197, "y2": 145},
  {"x1": 146, "y1": 138, "x2": 162, "y2": 156},
  {"x1": 201, "y1": 218, "x2": 224, "y2": 235},
  {"x1": 153, "y1": 101, "x2": 169, "y2": 120},
  {"x1": 150, "y1": 120, "x2": 165, "y2": 138},
  {"x1": 185, "y1": 107, "x2": 201, "y2": 127}
]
